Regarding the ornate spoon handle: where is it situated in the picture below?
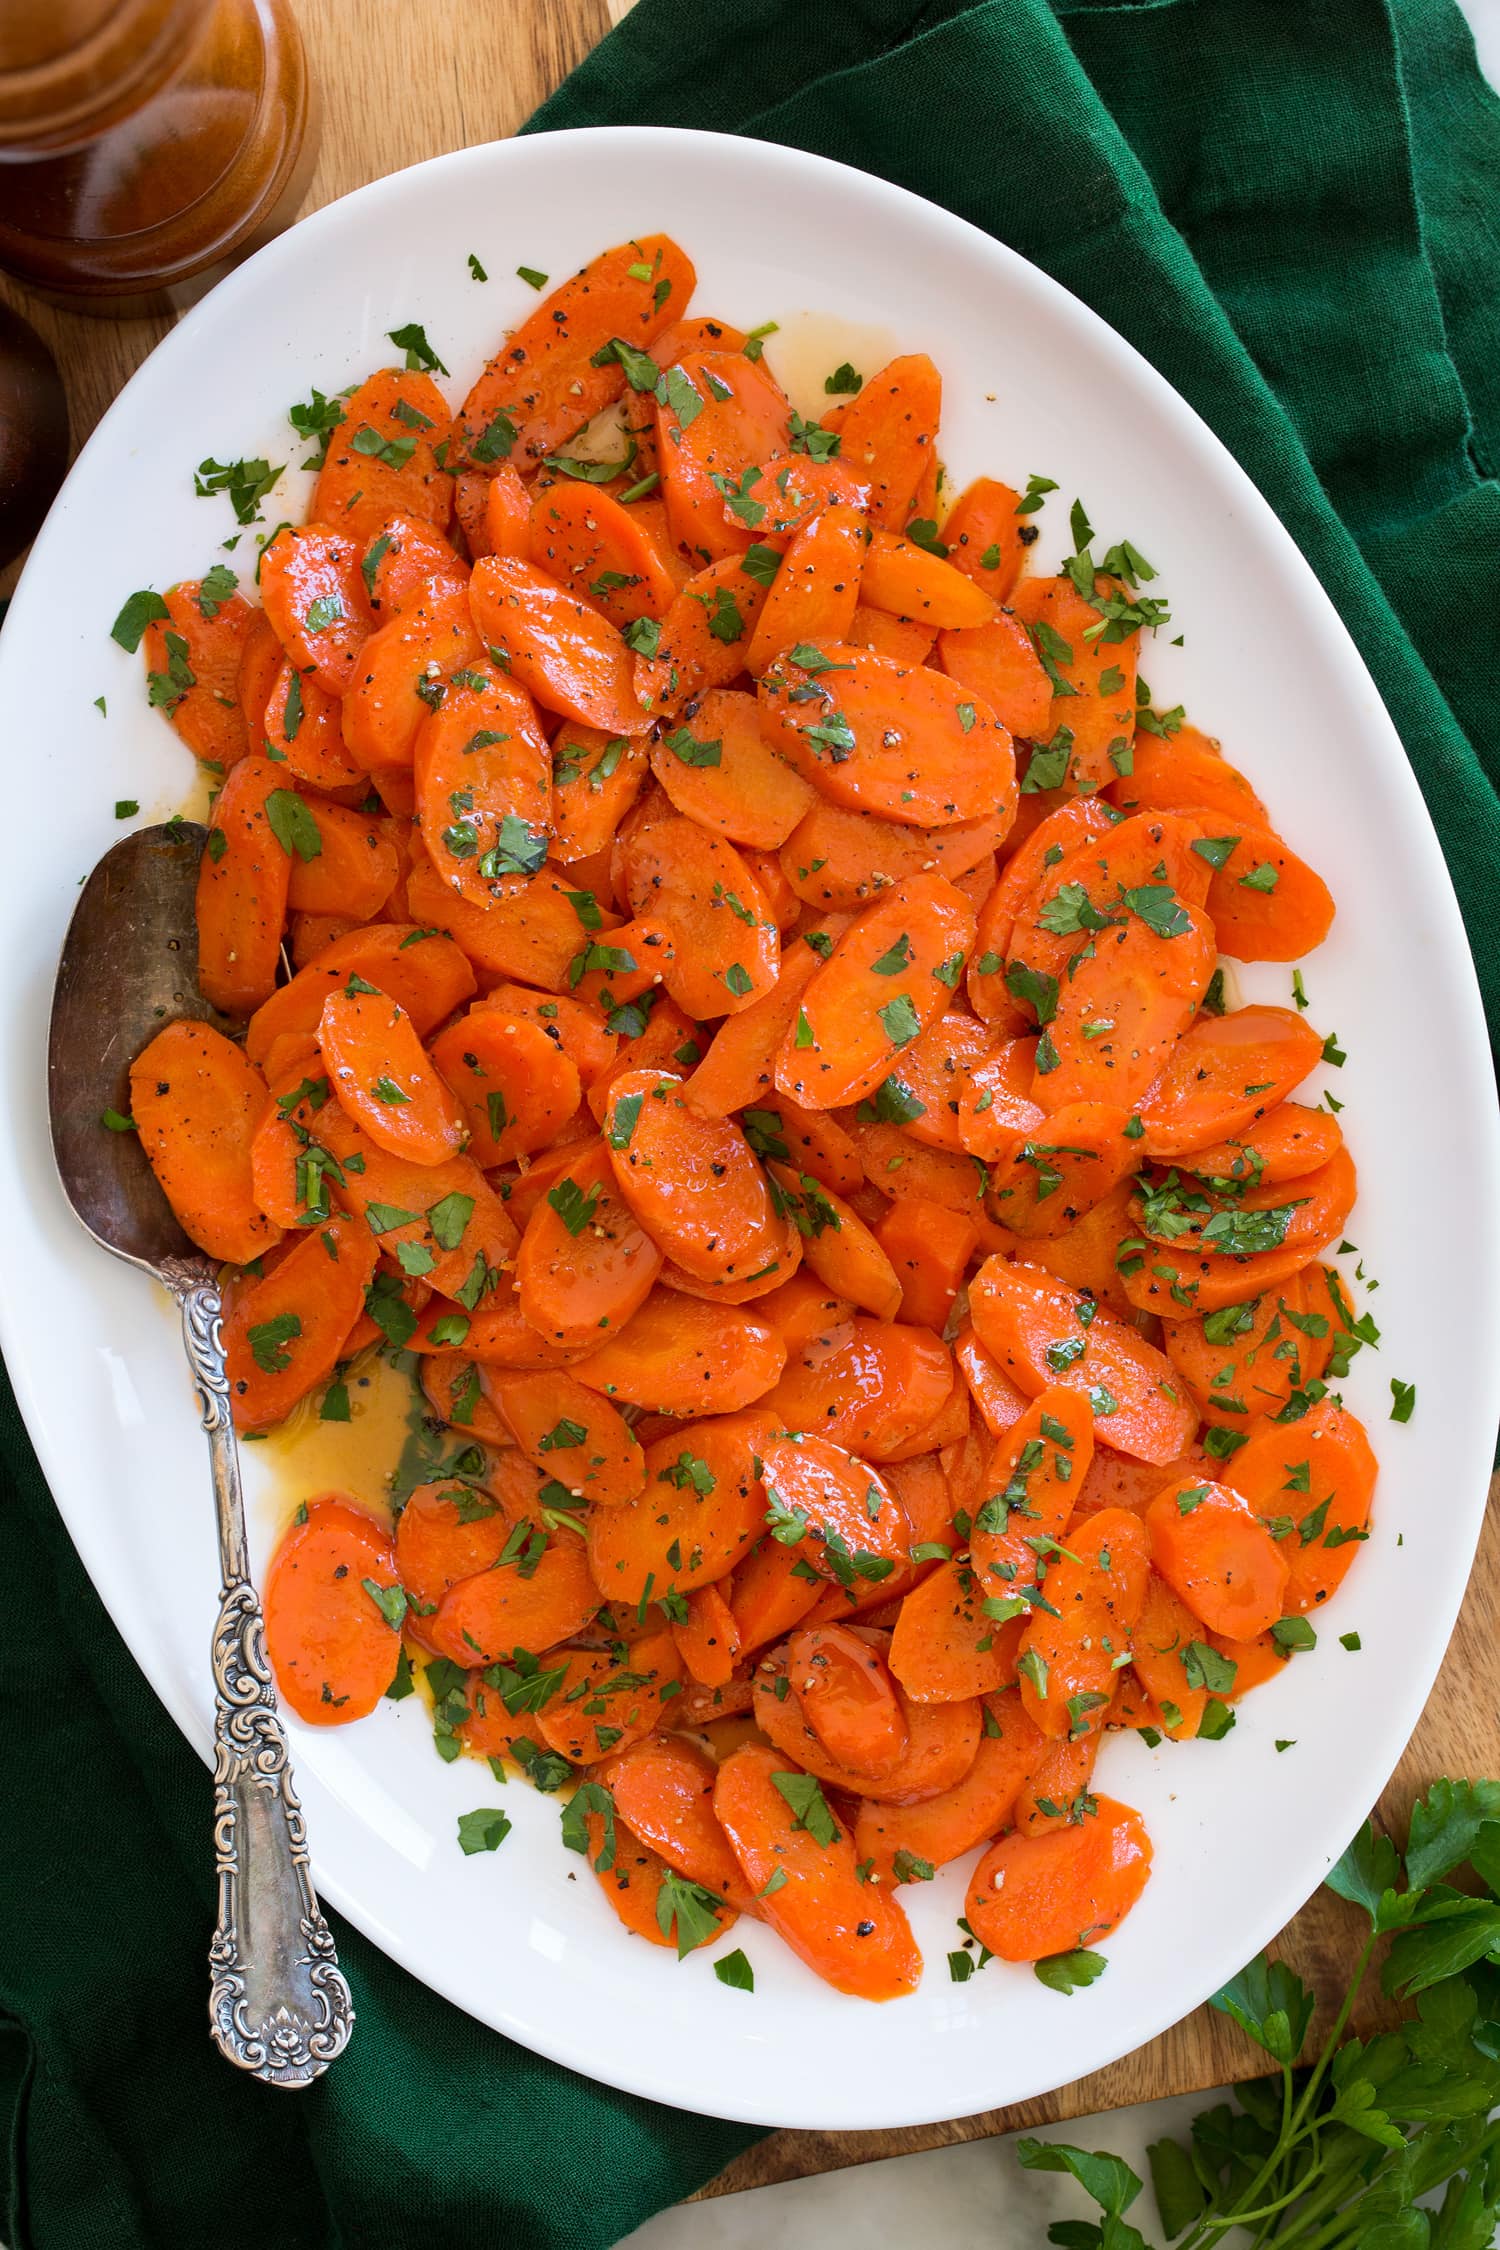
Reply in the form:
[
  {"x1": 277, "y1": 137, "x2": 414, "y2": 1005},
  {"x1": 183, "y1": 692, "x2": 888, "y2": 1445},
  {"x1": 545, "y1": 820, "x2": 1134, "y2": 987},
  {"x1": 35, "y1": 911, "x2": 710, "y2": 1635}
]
[{"x1": 165, "y1": 1260, "x2": 354, "y2": 2086}]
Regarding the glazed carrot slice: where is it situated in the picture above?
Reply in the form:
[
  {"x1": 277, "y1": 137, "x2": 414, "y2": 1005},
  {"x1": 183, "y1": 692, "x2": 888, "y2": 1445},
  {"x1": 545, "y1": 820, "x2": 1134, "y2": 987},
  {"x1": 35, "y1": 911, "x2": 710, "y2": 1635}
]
[
  {"x1": 620, "y1": 813, "x2": 780, "y2": 1019},
  {"x1": 954, "y1": 1034, "x2": 1047, "y2": 1156},
  {"x1": 311, "y1": 1107, "x2": 516, "y2": 1300},
  {"x1": 405, "y1": 852, "x2": 625, "y2": 994},
  {"x1": 1163, "y1": 1268, "x2": 1335, "y2": 1430},
  {"x1": 454, "y1": 470, "x2": 491, "y2": 559},
  {"x1": 941, "y1": 478, "x2": 1030, "y2": 601},
  {"x1": 728, "y1": 1535, "x2": 825, "y2": 1654},
  {"x1": 777, "y1": 871, "x2": 976, "y2": 1110},
  {"x1": 313, "y1": 369, "x2": 453, "y2": 542},
  {"x1": 527, "y1": 479, "x2": 677, "y2": 628},
  {"x1": 360, "y1": 514, "x2": 468, "y2": 617},
  {"x1": 873, "y1": 1007, "x2": 995, "y2": 1155},
  {"x1": 605, "y1": 1067, "x2": 790, "y2": 1285},
  {"x1": 258, "y1": 524, "x2": 374, "y2": 695},
  {"x1": 855, "y1": 1687, "x2": 1047, "y2": 1880},
  {"x1": 572, "y1": 1289, "x2": 785, "y2": 1417},
  {"x1": 1121, "y1": 1145, "x2": 1358, "y2": 1321},
  {"x1": 847, "y1": 603, "x2": 936, "y2": 665},
  {"x1": 830, "y1": 354, "x2": 940, "y2": 531},
  {"x1": 487, "y1": 1369, "x2": 645, "y2": 1508},
  {"x1": 1201, "y1": 825, "x2": 1336, "y2": 961},
  {"x1": 550, "y1": 723, "x2": 650, "y2": 862},
  {"x1": 462, "y1": 554, "x2": 637, "y2": 734},
  {"x1": 244, "y1": 922, "x2": 475, "y2": 1066},
  {"x1": 781, "y1": 797, "x2": 1012, "y2": 913},
  {"x1": 764, "y1": 1164, "x2": 901, "y2": 1320},
  {"x1": 715, "y1": 1744, "x2": 921, "y2": 2000},
  {"x1": 1182, "y1": 1101, "x2": 1344, "y2": 1189},
  {"x1": 1108, "y1": 725, "x2": 1269, "y2": 826},
  {"x1": 1145, "y1": 1477, "x2": 1290, "y2": 1638},
  {"x1": 262, "y1": 659, "x2": 365, "y2": 791},
  {"x1": 966, "y1": 799, "x2": 1120, "y2": 1027},
  {"x1": 655, "y1": 349, "x2": 793, "y2": 560},
  {"x1": 585, "y1": 1412, "x2": 770, "y2": 1603},
  {"x1": 966, "y1": 1796, "x2": 1152, "y2": 1960},
  {"x1": 753, "y1": 1635, "x2": 981, "y2": 1804},
  {"x1": 1227, "y1": 1398, "x2": 1376, "y2": 1615},
  {"x1": 764, "y1": 1103, "x2": 866, "y2": 1196},
  {"x1": 605, "y1": 1735, "x2": 754, "y2": 1908},
  {"x1": 419, "y1": 1351, "x2": 511, "y2": 1443},
  {"x1": 454, "y1": 234, "x2": 694, "y2": 470},
  {"x1": 394, "y1": 1476, "x2": 511, "y2": 1611},
  {"x1": 1129, "y1": 1570, "x2": 1211, "y2": 1740},
  {"x1": 788, "y1": 1622, "x2": 909, "y2": 1778},
  {"x1": 968, "y1": 1256, "x2": 1198, "y2": 1464},
  {"x1": 195, "y1": 755, "x2": 294, "y2": 1016},
  {"x1": 534, "y1": 1631, "x2": 683, "y2": 1763},
  {"x1": 131, "y1": 1020, "x2": 280, "y2": 1264},
  {"x1": 1014, "y1": 1724, "x2": 1108, "y2": 1835},
  {"x1": 969, "y1": 1387, "x2": 1096, "y2": 1594},
  {"x1": 143, "y1": 583, "x2": 256, "y2": 768},
  {"x1": 1018, "y1": 1507, "x2": 1149, "y2": 1740},
  {"x1": 425, "y1": 1525, "x2": 600, "y2": 1667},
  {"x1": 649, "y1": 686, "x2": 815, "y2": 849},
  {"x1": 341, "y1": 580, "x2": 483, "y2": 782},
  {"x1": 429, "y1": 1010, "x2": 581, "y2": 1168},
  {"x1": 722, "y1": 452, "x2": 872, "y2": 549},
  {"x1": 632, "y1": 551, "x2": 774, "y2": 722},
  {"x1": 742, "y1": 501, "x2": 867, "y2": 675},
  {"x1": 859, "y1": 528, "x2": 994, "y2": 632},
  {"x1": 934, "y1": 610, "x2": 1052, "y2": 740},
  {"x1": 223, "y1": 1213, "x2": 378, "y2": 1431},
  {"x1": 412, "y1": 666, "x2": 552, "y2": 909},
  {"x1": 236, "y1": 607, "x2": 283, "y2": 753},
  {"x1": 954, "y1": 1322, "x2": 1033, "y2": 1438},
  {"x1": 756, "y1": 1436, "x2": 912, "y2": 1582},
  {"x1": 425, "y1": 1287, "x2": 587, "y2": 1371},
  {"x1": 765, "y1": 1318, "x2": 955, "y2": 1462},
  {"x1": 318, "y1": 986, "x2": 464, "y2": 1164},
  {"x1": 671, "y1": 1582, "x2": 742, "y2": 1690},
  {"x1": 886, "y1": 1559, "x2": 1023, "y2": 1704},
  {"x1": 586, "y1": 1813, "x2": 738, "y2": 1955},
  {"x1": 1138, "y1": 1005, "x2": 1324, "y2": 1160},
  {"x1": 516, "y1": 1141, "x2": 663, "y2": 1348},
  {"x1": 482, "y1": 462, "x2": 532, "y2": 559},
  {"x1": 682, "y1": 940, "x2": 823, "y2": 1118},
  {"x1": 759, "y1": 644, "x2": 1015, "y2": 829},
  {"x1": 1010, "y1": 573, "x2": 1138, "y2": 797},
  {"x1": 264, "y1": 1495, "x2": 402, "y2": 1723},
  {"x1": 984, "y1": 1101, "x2": 1139, "y2": 1239},
  {"x1": 284, "y1": 798, "x2": 399, "y2": 921}
]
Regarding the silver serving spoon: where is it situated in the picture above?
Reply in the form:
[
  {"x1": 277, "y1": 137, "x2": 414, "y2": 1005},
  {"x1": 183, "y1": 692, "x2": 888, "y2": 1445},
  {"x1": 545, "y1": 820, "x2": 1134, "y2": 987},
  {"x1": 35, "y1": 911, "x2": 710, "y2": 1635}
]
[{"x1": 47, "y1": 819, "x2": 354, "y2": 2087}]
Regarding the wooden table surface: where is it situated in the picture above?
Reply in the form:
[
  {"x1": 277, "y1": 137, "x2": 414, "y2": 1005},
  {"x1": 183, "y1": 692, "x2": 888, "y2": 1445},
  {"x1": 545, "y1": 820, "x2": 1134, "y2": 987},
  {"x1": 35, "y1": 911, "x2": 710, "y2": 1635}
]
[{"x1": 4, "y1": 0, "x2": 1496, "y2": 2202}]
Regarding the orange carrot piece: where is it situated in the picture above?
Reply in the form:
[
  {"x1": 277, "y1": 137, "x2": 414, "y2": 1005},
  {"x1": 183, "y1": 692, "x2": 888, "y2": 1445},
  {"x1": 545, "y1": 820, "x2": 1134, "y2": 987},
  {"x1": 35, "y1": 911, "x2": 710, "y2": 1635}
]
[
  {"x1": 195, "y1": 755, "x2": 294, "y2": 1016},
  {"x1": 418, "y1": 1356, "x2": 512, "y2": 1447},
  {"x1": 604, "y1": 1734, "x2": 754, "y2": 1907},
  {"x1": 876, "y1": 1006, "x2": 996, "y2": 1154},
  {"x1": 632, "y1": 551, "x2": 774, "y2": 723},
  {"x1": 874, "y1": 1197, "x2": 978, "y2": 1330},
  {"x1": 684, "y1": 935, "x2": 826, "y2": 1116},
  {"x1": 143, "y1": 583, "x2": 256, "y2": 768},
  {"x1": 585, "y1": 1412, "x2": 770, "y2": 1603},
  {"x1": 463, "y1": 553, "x2": 639, "y2": 735},
  {"x1": 1202, "y1": 825, "x2": 1336, "y2": 961},
  {"x1": 941, "y1": 478, "x2": 1030, "y2": 601},
  {"x1": 655, "y1": 349, "x2": 793, "y2": 560},
  {"x1": 394, "y1": 1476, "x2": 511, "y2": 1611},
  {"x1": 454, "y1": 235, "x2": 695, "y2": 471},
  {"x1": 263, "y1": 659, "x2": 365, "y2": 792},
  {"x1": 756, "y1": 1436, "x2": 911, "y2": 1581},
  {"x1": 283, "y1": 798, "x2": 399, "y2": 921},
  {"x1": 1228, "y1": 1398, "x2": 1376, "y2": 1615},
  {"x1": 586, "y1": 1813, "x2": 738, "y2": 1955},
  {"x1": 429, "y1": 1008, "x2": 581, "y2": 1167},
  {"x1": 313, "y1": 369, "x2": 453, "y2": 542},
  {"x1": 535, "y1": 1631, "x2": 683, "y2": 1763},
  {"x1": 131, "y1": 1020, "x2": 281, "y2": 1265},
  {"x1": 516, "y1": 1141, "x2": 663, "y2": 1349},
  {"x1": 487, "y1": 1368, "x2": 645, "y2": 1508},
  {"x1": 781, "y1": 797, "x2": 1012, "y2": 913},
  {"x1": 728, "y1": 1536, "x2": 825, "y2": 1653},
  {"x1": 620, "y1": 812, "x2": 780, "y2": 1019},
  {"x1": 1014, "y1": 1724, "x2": 1107, "y2": 1835},
  {"x1": 1163, "y1": 1266, "x2": 1335, "y2": 1430},
  {"x1": 743, "y1": 501, "x2": 867, "y2": 675},
  {"x1": 317, "y1": 986, "x2": 464, "y2": 1164},
  {"x1": 934, "y1": 609, "x2": 1051, "y2": 740},
  {"x1": 527, "y1": 479, "x2": 677, "y2": 628},
  {"x1": 341, "y1": 580, "x2": 483, "y2": 781},
  {"x1": 235, "y1": 608, "x2": 284, "y2": 754},
  {"x1": 425, "y1": 1526, "x2": 600, "y2": 1667},
  {"x1": 788, "y1": 1622, "x2": 909, "y2": 1778},
  {"x1": 671, "y1": 1583, "x2": 742, "y2": 1690},
  {"x1": 760, "y1": 643, "x2": 1014, "y2": 829},
  {"x1": 244, "y1": 922, "x2": 475, "y2": 1066},
  {"x1": 855, "y1": 1686, "x2": 1047, "y2": 1880},
  {"x1": 753, "y1": 1635, "x2": 981, "y2": 1805},
  {"x1": 765, "y1": 1317, "x2": 955, "y2": 1463},
  {"x1": 1009, "y1": 574, "x2": 1138, "y2": 797},
  {"x1": 359, "y1": 514, "x2": 467, "y2": 618},
  {"x1": 550, "y1": 722, "x2": 650, "y2": 862},
  {"x1": 954, "y1": 1322, "x2": 1033, "y2": 1437},
  {"x1": 412, "y1": 666, "x2": 552, "y2": 909},
  {"x1": 1145, "y1": 1477, "x2": 1290, "y2": 1638},
  {"x1": 1018, "y1": 1507, "x2": 1148, "y2": 1740},
  {"x1": 258, "y1": 524, "x2": 374, "y2": 696},
  {"x1": 649, "y1": 685, "x2": 815, "y2": 849},
  {"x1": 969, "y1": 1387, "x2": 1096, "y2": 1594},
  {"x1": 860, "y1": 528, "x2": 994, "y2": 632},
  {"x1": 1120, "y1": 1145, "x2": 1358, "y2": 1320},
  {"x1": 606, "y1": 1067, "x2": 791, "y2": 1286},
  {"x1": 1108, "y1": 725, "x2": 1269, "y2": 826},
  {"x1": 777, "y1": 872, "x2": 976, "y2": 1110},
  {"x1": 572, "y1": 1289, "x2": 785, "y2": 1417},
  {"x1": 887, "y1": 1559, "x2": 1023, "y2": 1704},
  {"x1": 983, "y1": 1100, "x2": 1138, "y2": 1239},
  {"x1": 223, "y1": 1213, "x2": 378, "y2": 1431},
  {"x1": 1139, "y1": 1005, "x2": 1324, "y2": 1160},
  {"x1": 830, "y1": 354, "x2": 941, "y2": 531},
  {"x1": 715, "y1": 1744, "x2": 921, "y2": 2000},
  {"x1": 966, "y1": 1795, "x2": 1152, "y2": 1960},
  {"x1": 1129, "y1": 1570, "x2": 1211, "y2": 1740},
  {"x1": 264, "y1": 1495, "x2": 402, "y2": 1723},
  {"x1": 968, "y1": 1256, "x2": 1199, "y2": 1464},
  {"x1": 1182, "y1": 1101, "x2": 1344, "y2": 1189}
]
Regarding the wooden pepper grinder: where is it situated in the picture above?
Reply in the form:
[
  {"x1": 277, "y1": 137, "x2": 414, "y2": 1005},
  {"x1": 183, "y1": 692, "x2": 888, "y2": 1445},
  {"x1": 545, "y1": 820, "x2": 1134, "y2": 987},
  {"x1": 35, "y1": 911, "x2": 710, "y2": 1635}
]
[{"x1": 0, "y1": 0, "x2": 319, "y2": 312}]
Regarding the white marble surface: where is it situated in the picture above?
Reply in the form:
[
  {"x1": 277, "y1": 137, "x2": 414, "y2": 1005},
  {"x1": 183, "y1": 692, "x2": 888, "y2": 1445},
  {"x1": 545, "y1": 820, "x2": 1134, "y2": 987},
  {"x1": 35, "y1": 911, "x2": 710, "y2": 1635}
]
[{"x1": 615, "y1": 0, "x2": 1500, "y2": 2238}]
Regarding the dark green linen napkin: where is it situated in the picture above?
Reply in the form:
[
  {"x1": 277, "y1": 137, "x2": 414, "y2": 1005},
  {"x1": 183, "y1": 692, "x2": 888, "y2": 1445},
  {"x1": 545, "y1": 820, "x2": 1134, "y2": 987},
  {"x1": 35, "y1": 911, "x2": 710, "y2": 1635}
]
[{"x1": 6, "y1": 4, "x2": 1499, "y2": 2246}]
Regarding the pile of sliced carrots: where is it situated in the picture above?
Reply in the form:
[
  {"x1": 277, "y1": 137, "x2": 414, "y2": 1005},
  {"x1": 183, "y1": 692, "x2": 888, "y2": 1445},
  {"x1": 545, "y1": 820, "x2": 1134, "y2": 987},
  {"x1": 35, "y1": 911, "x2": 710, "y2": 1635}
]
[{"x1": 123, "y1": 233, "x2": 1377, "y2": 2001}]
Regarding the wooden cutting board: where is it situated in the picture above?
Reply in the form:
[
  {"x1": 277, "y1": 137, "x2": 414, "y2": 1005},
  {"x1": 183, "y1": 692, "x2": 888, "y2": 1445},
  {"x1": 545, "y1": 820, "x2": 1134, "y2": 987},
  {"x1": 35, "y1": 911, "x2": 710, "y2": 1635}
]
[{"x1": 3, "y1": 0, "x2": 1495, "y2": 2200}]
